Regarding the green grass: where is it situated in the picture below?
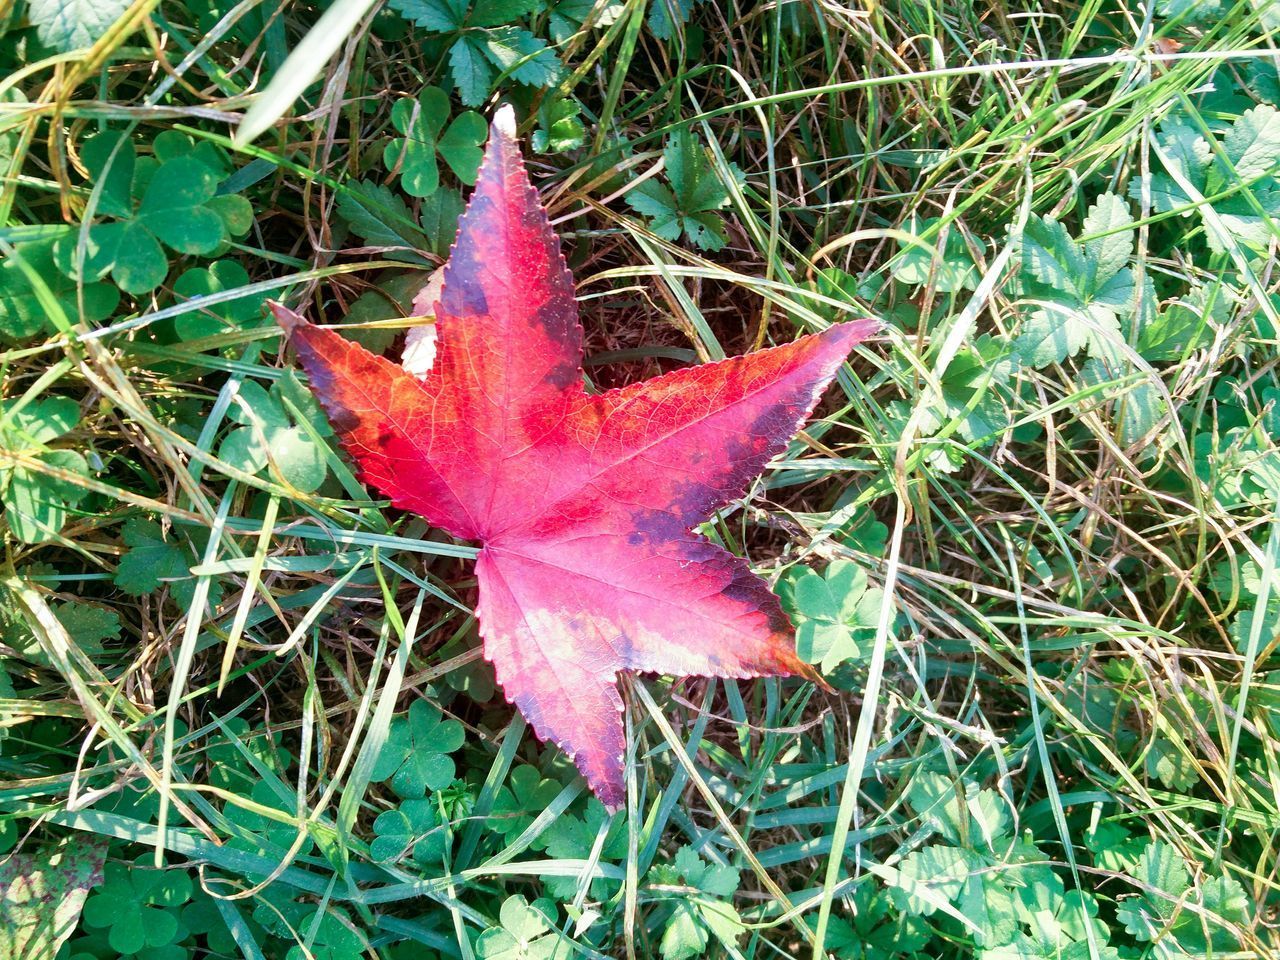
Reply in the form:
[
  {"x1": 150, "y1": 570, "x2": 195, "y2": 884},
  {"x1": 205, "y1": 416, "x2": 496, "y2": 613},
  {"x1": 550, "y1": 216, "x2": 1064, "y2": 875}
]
[{"x1": 2, "y1": 0, "x2": 1280, "y2": 958}]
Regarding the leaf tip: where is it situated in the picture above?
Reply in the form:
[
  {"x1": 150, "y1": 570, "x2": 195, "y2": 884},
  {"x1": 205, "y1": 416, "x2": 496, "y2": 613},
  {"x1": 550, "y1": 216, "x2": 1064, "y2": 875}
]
[
  {"x1": 268, "y1": 300, "x2": 305, "y2": 335},
  {"x1": 492, "y1": 103, "x2": 517, "y2": 141},
  {"x1": 829, "y1": 316, "x2": 881, "y2": 349}
]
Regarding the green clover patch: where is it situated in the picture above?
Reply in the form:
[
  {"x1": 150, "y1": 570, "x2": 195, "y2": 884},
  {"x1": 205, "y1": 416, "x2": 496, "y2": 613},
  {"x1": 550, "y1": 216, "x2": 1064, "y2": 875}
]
[
  {"x1": 218, "y1": 375, "x2": 332, "y2": 493},
  {"x1": 488, "y1": 764, "x2": 561, "y2": 845},
  {"x1": 0, "y1": 397, "x2": 91, "y2": 544},
  {"x1": 172, "y1": 260, "x2": 269, "y2": 342},
  {"x1": 384, "y1": 87, "x2": 486, "y2": 198},
  {"x1": 0, "y1": 239, "x2": 119, "y2": 343},
  {"x1": 81, "y1": 860, "x2": 192, "y2": 955},
  {"x1": 778, "y1": 559, "x2": 882, "y2": 673},
  {"x1": 54, "y1": 131, "x2": 253, "y2": 295},
  {"x1": 369, "y1": 701, "x2": 465, "y2": 798},
  {"x1": 370, "y1": 797, "x2": 449, "y2": 866}
]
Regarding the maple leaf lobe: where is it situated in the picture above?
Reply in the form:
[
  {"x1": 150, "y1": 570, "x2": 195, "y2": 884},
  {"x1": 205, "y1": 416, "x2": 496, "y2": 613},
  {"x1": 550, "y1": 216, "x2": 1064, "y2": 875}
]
[{"x1": 274, "y1": 111, "x2": 877, "y2": 808}]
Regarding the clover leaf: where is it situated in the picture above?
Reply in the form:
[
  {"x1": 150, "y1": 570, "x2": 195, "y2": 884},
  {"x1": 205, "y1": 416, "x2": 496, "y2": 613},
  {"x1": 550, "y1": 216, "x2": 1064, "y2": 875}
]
[
  {"x1": 475, "y1": 896, "x2": 568, "y2": 960},
  {"x1": 0, "y1": 239, "x2": 119, "y2": 343},
  {"x1": 833, "y1": 502, "x2": 889, "y2": 556},
  {"x1": 217, "y1": 376, "x2": 331, "y2": 493},
  {"x1": 892, "y1": 217, "x2": 987, "y2": 293},
  {"x1": 532, "y1": 96, "x2": 585, "y2": 154},
  {"x1": 370, "y1": 797, "x2": 449, "y2": 865},
  {"x1": 369, "y1": 701, "x2": 465, "y2": 798},
  {"x1": 53, "y1": 131, "x2": 253, "y2": 295},
  {"x1": 488, "y1": 764, "x2": 561, "y2": 845},
  {"x1": 252, "y1": 896, "x2": 366, "y2": 960},
  {"x1": 205, "y1": 716, "x2": 289, "y2": 793},
  {"x1": 0, "y1": 397, "x2": 91, "y2": 544},
  {"x1": 223, "y1": 780, "x2": 316, "y2": 860},
  {"x1": 181, "y1": 894, "x2": 239, "y2": 957},
  {"x1": 384, "y1": 87, "x2": 486, "y2": 198},
  {"x1": 172, "y1": 260, "x2": 269, "y2": 342},
  {"x1": 626, "y1": 131, "x2": 743, "y2": 251},
  {"x1": 778, "y1": 559, "x2": 882, "y2": 673},
  {"x1": 81, "y1": 859, "x2": 192, "y2": 955}
]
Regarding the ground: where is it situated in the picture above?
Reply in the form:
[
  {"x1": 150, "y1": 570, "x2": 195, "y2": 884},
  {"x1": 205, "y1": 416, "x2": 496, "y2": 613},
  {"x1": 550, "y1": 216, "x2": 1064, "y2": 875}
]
[{"x1": 0, "y1": 0, "x2": 1278, "y2": 958}]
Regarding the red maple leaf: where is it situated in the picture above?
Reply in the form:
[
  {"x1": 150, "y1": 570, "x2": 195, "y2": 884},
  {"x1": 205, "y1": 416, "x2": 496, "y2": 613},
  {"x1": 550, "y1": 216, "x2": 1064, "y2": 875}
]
[{"x1": 272, "y1": 107, "x2": 877, "y2": 807}]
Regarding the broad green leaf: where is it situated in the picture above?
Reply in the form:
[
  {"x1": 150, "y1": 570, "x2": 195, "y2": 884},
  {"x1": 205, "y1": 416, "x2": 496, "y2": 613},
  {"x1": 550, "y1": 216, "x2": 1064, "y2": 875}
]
[
  {"x1": 549, "y1": 0, "x2": 625, "y2": 41},
  {"x1": 1141, "y1": 111, "x2": 1280, "y2": 255},
  {"x1": 647, "y1": 0, "x2": 701, "y2": 39},
  {"x1": 1145, "y1": 736, "x2": 1198, "y2": 790},
  {"x1": 1079, "y1": 340, "x2": 1166, "y2": 452},
  {"x1": 26, "y1": 0, "x2": 133, "y2": 51},
  {"x1": 1081, "y1": 193, "x2": 1133, "y2": 286},
  {"x1": 542, "y1": 799, "x2": 625, "y2": 900},
  {"x1": 1016, "y1": 211, "x2": 1135, "y2": 367},
  {"x1": 479, "y1": 27, "x2": 561, "y2": 89},
  {"x1": 419, "y1": 187, "x2": 465, "y2": 256},
  {"x1": 532, "y1": 96, "x2": 586, "y2": 154},
  {"x1": 892, "y1": 217, "x2": 986, "y2": 292},
  {"x1": 0, "y1": 399, "x2": 89, "y2": 544},
  {"x1": 470, "y1": 0, "x2": 543, "y2": 26},
  {"x1": 626, "y1": 131, "x2": 739, "y2": 250},
  {"x1": 1116, "y1": 840, "x2": 1192, "y2": 941},
  {"x1": 888, "y1": 844, "x2": 974, "y2": 916},
  {"x1": 450, "y1": 36, "x2": 496, "y2": 106},
  {"x1": 336, "y1": 180, "x2": 431, "y2": 253},
  {"x1": 1137, "y1": 282, "x2": 1222, "y2": 361},
  {"x1": 1220, "y1": 103, "x2": 1280, "y2": 183},
  {"x1": 961, "y1": 872, "x2": 1019, "y2": 947},
  {"x1": 1020, "y1": 216, "x2": 1086, "y2": 296},
  {"x1": 390, "y1": 0, "x2": 469, "y2": 29},
  {"x1": 113, "y1": 518, "x2": 222, "y2": 609}
]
